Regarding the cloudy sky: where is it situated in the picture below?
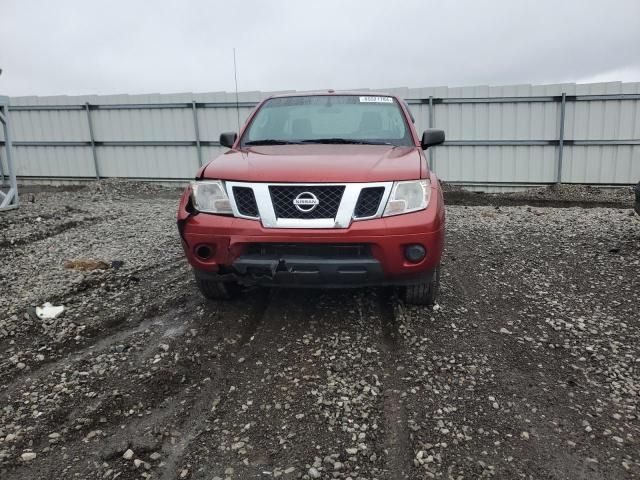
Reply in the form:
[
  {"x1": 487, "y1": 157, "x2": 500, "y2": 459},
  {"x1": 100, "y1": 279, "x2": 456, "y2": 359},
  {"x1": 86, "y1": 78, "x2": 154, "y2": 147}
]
[{"x1": 1, "y1": 0, "x2": 640, "y2": 97}]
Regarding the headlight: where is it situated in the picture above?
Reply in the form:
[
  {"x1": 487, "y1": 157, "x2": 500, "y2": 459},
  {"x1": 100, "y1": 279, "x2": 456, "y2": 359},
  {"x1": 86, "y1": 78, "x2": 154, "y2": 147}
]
[
  {"x1": 383, "y1": 179, "x2": 431, "y2": 217},
  {"x1": 190, "y1": 180, "x2": 233, "y2": 214}
]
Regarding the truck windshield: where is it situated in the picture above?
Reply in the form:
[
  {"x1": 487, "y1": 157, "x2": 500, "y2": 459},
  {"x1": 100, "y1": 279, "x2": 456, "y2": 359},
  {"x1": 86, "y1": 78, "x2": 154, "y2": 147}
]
[{"x1": 241, "y1": 95, "x2": 414, "y2": 147}]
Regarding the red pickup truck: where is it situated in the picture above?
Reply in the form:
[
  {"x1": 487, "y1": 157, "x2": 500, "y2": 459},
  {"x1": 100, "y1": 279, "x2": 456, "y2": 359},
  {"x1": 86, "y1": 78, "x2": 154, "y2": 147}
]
[{"x1": 177, "y1": 92, "x2": 445, "y2": 305}]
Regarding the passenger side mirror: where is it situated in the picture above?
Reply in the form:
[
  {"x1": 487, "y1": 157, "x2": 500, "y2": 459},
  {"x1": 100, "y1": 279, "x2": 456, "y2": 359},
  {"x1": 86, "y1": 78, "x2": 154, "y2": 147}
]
[
  {"x1": 219, "y1": 132, "x2": 238, "y2": 148},
  {"x1": 421, "y1": 129, "x2": 445, "y2": 149}
]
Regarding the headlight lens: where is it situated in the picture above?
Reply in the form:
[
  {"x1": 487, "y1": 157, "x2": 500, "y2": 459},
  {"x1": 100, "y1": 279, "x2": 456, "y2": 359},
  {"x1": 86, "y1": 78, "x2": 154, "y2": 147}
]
[
  {"x1": 190, "y1": 180, "x2": 233, "y2": 214},
  {"x1": 383, "y1": 179, "x2": 431, "y2": 217}
]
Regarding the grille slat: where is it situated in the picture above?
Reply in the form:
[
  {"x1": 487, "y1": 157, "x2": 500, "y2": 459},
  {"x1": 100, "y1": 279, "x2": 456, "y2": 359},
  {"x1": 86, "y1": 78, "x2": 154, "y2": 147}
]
[
  {"x1": 269, "y1": 185, "x2": 344, "y2": 219},
  {"x1": 245, "y1": 243, "x2": 372, "y2": 259},
  {"x1": 354, "y1": 187, "x2": 385, "y2": 218},
  {"x1": 232, "y1": 187, "x2": 259, "y2": 217}
]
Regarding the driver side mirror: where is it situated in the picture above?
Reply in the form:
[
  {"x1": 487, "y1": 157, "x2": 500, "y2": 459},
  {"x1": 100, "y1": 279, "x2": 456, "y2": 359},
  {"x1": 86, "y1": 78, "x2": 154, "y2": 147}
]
[
  {"x1": 421, "y1": 129, "x2": 445, "y2": 150},
  {"x1": 219, "y1": 132, "x2": 238, "y2": 148}
]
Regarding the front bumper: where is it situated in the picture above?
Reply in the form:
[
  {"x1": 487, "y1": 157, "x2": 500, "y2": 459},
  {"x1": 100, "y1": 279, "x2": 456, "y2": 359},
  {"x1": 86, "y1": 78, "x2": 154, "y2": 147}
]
[
  {"x1": 194, "y1": 256, "x2": 436, "y2": 288},
  {"x1": 177, "y1": 185, "x2": 445, "y2": 286}
]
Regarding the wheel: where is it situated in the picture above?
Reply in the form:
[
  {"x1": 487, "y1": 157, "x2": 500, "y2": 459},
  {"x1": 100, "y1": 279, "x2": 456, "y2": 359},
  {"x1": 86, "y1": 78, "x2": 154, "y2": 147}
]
[
  {"x1": 194, "y1": 275, "x2": 241, "y2": 300},
  {"x1": 403, "y1": 264, "x2": 440, "y2": 306}
]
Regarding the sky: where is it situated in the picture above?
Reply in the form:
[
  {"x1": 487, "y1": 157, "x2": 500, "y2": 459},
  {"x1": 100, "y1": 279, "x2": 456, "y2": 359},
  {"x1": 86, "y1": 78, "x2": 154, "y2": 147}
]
[{"x1": 1, "y1": 0, "x2": 640, "y2": 97}]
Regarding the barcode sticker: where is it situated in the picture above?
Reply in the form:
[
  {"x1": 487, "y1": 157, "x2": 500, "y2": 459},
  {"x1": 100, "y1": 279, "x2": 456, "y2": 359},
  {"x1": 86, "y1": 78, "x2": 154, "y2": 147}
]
[{"x1": 359, "y1": 96, "x2": 393, "y2": 103}]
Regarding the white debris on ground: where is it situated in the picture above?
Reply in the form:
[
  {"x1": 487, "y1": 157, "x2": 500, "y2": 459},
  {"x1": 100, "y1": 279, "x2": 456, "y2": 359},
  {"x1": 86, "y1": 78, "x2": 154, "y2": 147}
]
[{"x1": 35, "y1": 302, "x2": 65, "y2": 320}]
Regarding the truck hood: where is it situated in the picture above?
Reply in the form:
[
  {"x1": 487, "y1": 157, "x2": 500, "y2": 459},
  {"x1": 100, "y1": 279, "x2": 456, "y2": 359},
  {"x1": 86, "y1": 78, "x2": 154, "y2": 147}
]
[{"x1": 201, "y1": 145, "x2": 423, "y2": 183}]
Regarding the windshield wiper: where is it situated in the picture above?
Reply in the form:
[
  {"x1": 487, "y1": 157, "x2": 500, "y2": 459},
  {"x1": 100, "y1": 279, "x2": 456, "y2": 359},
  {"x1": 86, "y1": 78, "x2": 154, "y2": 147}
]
[
  {"x1": 244, "y1": 139, "x2": 302, "y2": 146},
  {"x1": 300, "y1": 138, "x2": 393, "y2": 145}
]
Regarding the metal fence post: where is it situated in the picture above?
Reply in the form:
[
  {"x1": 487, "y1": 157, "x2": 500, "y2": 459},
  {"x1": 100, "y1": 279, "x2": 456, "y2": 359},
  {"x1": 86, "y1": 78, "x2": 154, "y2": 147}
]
[
  {"x1": 0, "y1": 97, "x2": 19, "y2": 211},
  {"x1": 84, "y1": 103, "x2": 100, "y2": 180},
  {"x1": 555, "y1": 92, "x2": 566, "y2": 184},
  {"x1": 0, "y1": 133, "x2": 5, "y2": 183},
  {"x1": 0, "y1": 105, "x2": 6, "y2": 184},
  {"x1": 428, "y1": 95, "x2": 434, "y2": 170},
  {"x1": 192, "y1": 101, "x2": 203, "y2": 166}
]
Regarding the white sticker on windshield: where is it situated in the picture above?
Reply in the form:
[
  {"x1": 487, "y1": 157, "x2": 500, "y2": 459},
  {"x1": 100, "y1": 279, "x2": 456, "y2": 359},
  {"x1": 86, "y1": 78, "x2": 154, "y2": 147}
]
[{"x1": 359, "y1": 96, "x2": 393, "y2": 103}]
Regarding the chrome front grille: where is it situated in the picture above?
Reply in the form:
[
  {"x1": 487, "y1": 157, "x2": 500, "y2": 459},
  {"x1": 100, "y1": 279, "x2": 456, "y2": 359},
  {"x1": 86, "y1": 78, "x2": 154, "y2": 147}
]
[
  {"x1": 226, "y1": 181, "x2": 392, "y2": 229},
  {"x1": 269, "y1": 185, "x2": 345, "y2": 219}
]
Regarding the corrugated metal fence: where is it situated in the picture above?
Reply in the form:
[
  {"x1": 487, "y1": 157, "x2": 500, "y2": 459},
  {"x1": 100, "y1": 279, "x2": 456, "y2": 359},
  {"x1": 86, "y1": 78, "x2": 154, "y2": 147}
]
[{"x1": 1, "y1": 82, "x2": 639, "y2": 191}]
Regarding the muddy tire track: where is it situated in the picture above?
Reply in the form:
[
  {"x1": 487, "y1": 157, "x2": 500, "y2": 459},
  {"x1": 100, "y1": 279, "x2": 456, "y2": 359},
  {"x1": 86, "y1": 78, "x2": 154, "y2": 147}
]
[
  {"x1": 1, "y1": 296, "x2": 197, "y2": 452},
  {"x1": 157, "y1": 289, "x2": 272, "y2": 480},
  {"x1": 0, "y1": 256, "x2": 188, "y2": 387},
  {"x1": 0, "y1": 213, "x2": 121, "y2": 251},
  {"x1": 377, "y1": 289, "x2": 411, "y2": 480},
  {"x1": 1, "y1": 288, "x2": 274, "y2": 480},
  {"x1": 396, "y1": 210, "x2": 640, "y2": 479},
  {"x1": 168, "y1": 289, "x2": 390, "y2": 479}
]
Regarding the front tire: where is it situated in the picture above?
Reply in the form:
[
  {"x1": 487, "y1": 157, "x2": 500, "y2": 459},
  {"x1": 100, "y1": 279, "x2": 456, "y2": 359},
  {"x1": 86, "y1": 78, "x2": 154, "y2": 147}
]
[
  {"x1": 403, "y1": 265, "x2": 440, "y2": 306},
  {"x1": 195, "y1": 275, "x2": 241, "y2": 300}
]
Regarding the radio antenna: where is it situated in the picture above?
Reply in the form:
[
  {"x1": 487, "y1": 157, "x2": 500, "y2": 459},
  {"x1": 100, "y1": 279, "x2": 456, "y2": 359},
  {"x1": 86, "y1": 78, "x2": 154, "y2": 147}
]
[{"x1": 233, "y1": 48, "x2": 240, "y2": 132}]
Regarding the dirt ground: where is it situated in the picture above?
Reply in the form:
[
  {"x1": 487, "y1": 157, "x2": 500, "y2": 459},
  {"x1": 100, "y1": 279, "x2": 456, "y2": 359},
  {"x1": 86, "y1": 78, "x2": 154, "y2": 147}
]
[{"x1": 1, "y1": 181, "x2": 639, "y2": 480}]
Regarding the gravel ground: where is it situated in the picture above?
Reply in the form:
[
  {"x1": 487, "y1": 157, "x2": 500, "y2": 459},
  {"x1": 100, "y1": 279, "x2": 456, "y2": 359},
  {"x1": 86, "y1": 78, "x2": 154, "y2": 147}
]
[
  {"x1": 1, "y1": 181, "x2": 639, "y2": 480},
  {"x1": 443, "y1": 183, "x2": 635, "y2": 208}
]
